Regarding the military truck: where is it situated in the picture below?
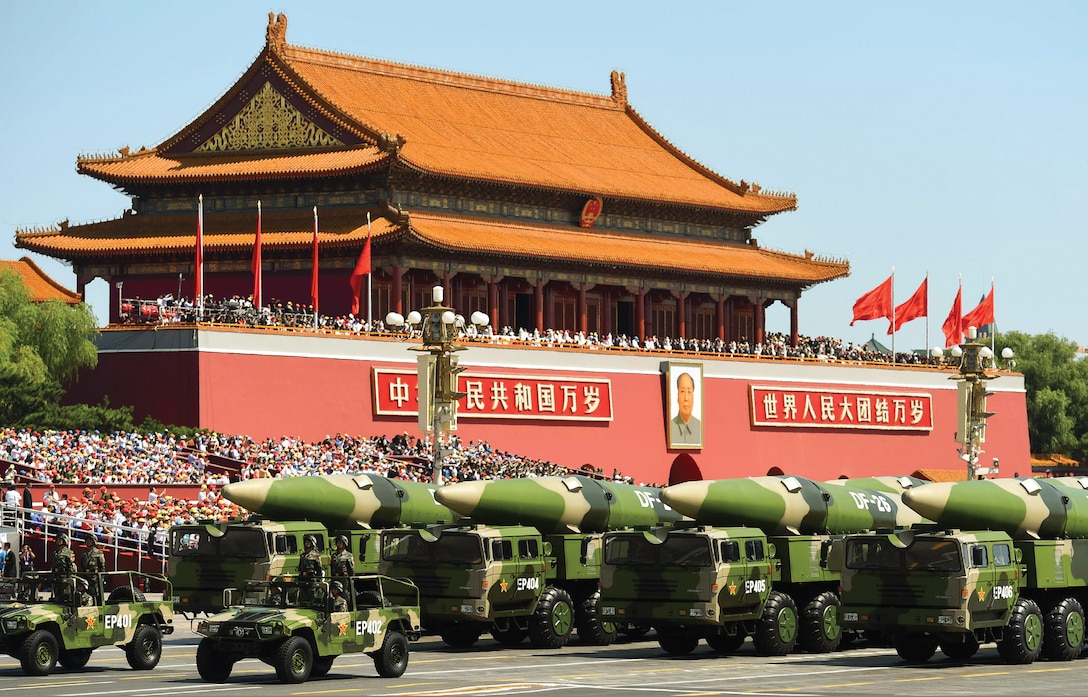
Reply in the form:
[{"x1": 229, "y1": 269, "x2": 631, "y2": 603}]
[
  {"x1": 194, "y1": 574, "x2": 421, "y2": 683},
  {"x1": 378, "y1": 523, "x2": 610, "y2": 649},
  {"x1": 0, "y1": 571, "x2": 174, "y2": 676},
  {"x1": 831, "y1": 477, "x2": 1088, "y2": 664},
  {"x1": 599, "y1": 525, "x2": 802, "y2": 655},
  {"x1": 168, "y1": 517, "x2": 380, "y2": 614}
]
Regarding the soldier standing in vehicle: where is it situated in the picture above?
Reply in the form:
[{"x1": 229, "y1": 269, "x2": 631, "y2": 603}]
[
  {"x1": 52, "y1": 532, "x2": 76, "y2": 580},
  {"x1": 299, "y1": 535, "x2": 323, "y2": 579},
  {"x1": 75, "y1": 576, "x2": 95, "y2": 606},
  {"x1": 81, "y1": 535, "x2": 106, "y2": 573},
  {"x1": 330, "y1": 580, "x2": 348, "y2": 612},
  {"x1": 331, "y1": 535, "x2": 354, "y2": 576}
]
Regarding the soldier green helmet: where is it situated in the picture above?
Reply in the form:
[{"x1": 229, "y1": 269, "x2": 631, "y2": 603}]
[
  {"x1": 56, "y1": 532, "x2": 69, "y2": 544},
  {"x1": 304, "y1": 534, "x2": 317, "y2": 548},
  {"x1": 336, "y1": 534, "x2": 348, "y2": 547},
  {"x1": 86, "y1": 535, "x2": 98, "y2": 546},
  {"x1": 330, "y1": 580, "x2": 344, "y2": 592},
  {"x1": 75, "y1": 577, "x2": 89, "y2": 589}
]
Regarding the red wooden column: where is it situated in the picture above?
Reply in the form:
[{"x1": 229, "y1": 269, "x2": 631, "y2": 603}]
[
  {"x1": 488, "y1": 278, "x2": 499, "y2": 328},
  {"x1": 578, "y1": 282, "x2": 587, "y2": 335},
  {"x1": 716, "y1": 295, "x2": 725, "y2": 341},
  {"x1": 790, "y1": 298, "x2": 799, "y2": 347},
  {"x1": 442, "y1": 270, "x2": 451, "y2": 305},
  {"x1": 392, "y1": 265, "x2": 403, "y2": 315},
  {"x1": 677, "y1": 290, "x2": 687, "y2": 340},
  {"x1": 636, "y1": 288, "x2": 645, "y2": 340},
  {"x1": 602, "y1": 288, "x2": 613, "y2": 336},
  {"x1": 755, "y1": 299, "x2": 765, "y2": 345},
  {"x1": 534, "y1": 279, "x2": 544, "y2": 333}
]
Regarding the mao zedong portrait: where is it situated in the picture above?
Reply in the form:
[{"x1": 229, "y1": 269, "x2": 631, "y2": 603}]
[{"x1": 671, "y1": 371, "x2": 702, "y2": 446}]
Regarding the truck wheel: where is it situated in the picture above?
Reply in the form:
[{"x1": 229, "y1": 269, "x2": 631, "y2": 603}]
[
  {"x1": 125, "y1": 624, "x2": 162, "y2": 670},
  {"x1": 1044, "y1": 596, "x2": 1085, "y2": 662},
  {"x1": 440, "y1": 623, "x2": 483, "y2": 648},
  {"x1": 997, "y1": 597, "x2": 1043, "y2": 664},
  {"x1": 657, "y1": 629, "x2": 700, "y2": 655},
  {"x1": 799, "y1": 591, "x2": 841, "y2": 654},
  {"x1": 753, "y1": 591, "x2": 799, "y2": 656},
  {"x1": 576, "y1": 591, "x2": 618, "y2": 646},
  {"x1": 374, "y1": 631, "x2": 409, "y2": 678},
  {"x1": 58, "y1": 648, "x2": 93, "y2": 669},
  {"x1": 491, "y1": 621, "x2": 528, "y2": 646},
  {"x1": 19, "y1": 630, "x2": 58, "y2": 676},
  {"x1": 274, "y1": 636, "x2": 313, "y2": 683},
  {"x1": 939, "y1": 633, "x2": 979, "y2": 660},
  {"x1": 894, "y1": 631, "x2": 937, "y2": 662},
  {"x1": 528, "y1": 586, "x2": 574, "y2": 649},
  {"x1": 196, "y1": 638, "x2": 233, "y2": 682},
  {"x1": 311, "y1": 656, "x2": 335, "y2": 678},
  {"x1": 706, "y1": 624, "x2": 746, "y2": 652}
]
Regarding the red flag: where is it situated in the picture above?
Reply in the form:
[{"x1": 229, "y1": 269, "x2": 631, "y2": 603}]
[
  {"x1": 252, "y1": 201, "x2": 263, "y2": 310},
  {"x1": 311, "y1": 206, "x2": 319, "y2": 316},
  {"x1": 350, "y1": 225, "x2": 371, "y2": 316},
  {"x1": 195, "y1": 195, "x2": 204, "y2": 311},
  {"x1": 942, "y1": 284, "x2": 963, "y2": 347},
  {"x1": 851, "y1": 275, "x2": 893, "y2": 326},
  {"x1": 962, "y1": 283, "x2": 995, "y2": 335},
  {"x1": 888, "y1": 277, "x2": 927, "y2": 334}
]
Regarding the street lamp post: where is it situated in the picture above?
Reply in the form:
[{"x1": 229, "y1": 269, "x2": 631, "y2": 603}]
[
  {"x1": 115, "y1": 281, "x2": 124, "y2": 320},
  {"x1": 385, "y1": 285, "x2": 490, "y2": 485},
  {"x1": 950, "y1": 326, "x2": 1013, "y2": 480}
]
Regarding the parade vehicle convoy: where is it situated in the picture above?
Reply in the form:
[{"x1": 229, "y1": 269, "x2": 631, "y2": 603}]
[
  {"x1": 194, "y1": 573, "x2": 421, "y2": 683},
  {"x1": 833, "y1": 477, "x2": 1088, "y2": 664},
  {"x1": 0, "y1": 571, "x2": 174, "y2": 676}
]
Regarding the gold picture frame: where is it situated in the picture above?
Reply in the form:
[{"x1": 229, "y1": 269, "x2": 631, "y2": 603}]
[{"x1": 666, "y1": 362, "x2": 703, "y2": 449}]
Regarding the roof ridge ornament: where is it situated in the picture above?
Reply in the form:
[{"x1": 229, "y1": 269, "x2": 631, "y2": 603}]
[
  {"x1": 266, "y1": 12, "x2": 288, "y2": 54},
  {"x1": 610, "y1": 70, "x2": 627, "y2": 106}
]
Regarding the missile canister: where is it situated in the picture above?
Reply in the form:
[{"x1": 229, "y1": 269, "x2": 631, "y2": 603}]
[
  {"x1": 902, "y1": 477, "x2": 1088, "y2": 539},
  {"x1": 832, "y1": 475, "x2": 928, "y2": 494},
  {"x1": 433, "y1": 474, "x2": 684, "y2": 533},
  {"x1": 222, "y1": 473, "x2": 458, "y2": 529},
  {"x1": 662, "y1": 475, "x2": 925, "y2": 535}
]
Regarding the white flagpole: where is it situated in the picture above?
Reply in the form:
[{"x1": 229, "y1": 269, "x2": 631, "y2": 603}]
[
  {"x1": 367, "y1": 212, "x2": 373, "y2": 331},
  {"x1": 890, "y1": 266, "x2": 895, "y2": 362}
]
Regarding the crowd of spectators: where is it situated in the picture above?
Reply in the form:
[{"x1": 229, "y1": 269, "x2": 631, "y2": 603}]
[{"x1": 121, "y1": 294, "x2": 939, "y2": 367}]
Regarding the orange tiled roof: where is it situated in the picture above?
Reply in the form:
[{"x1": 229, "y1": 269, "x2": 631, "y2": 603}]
[
  {"x1": 406, "y1": 213, "x2": 846, "y2": 284},
  {"x1": 0, "y1": 257, "x2": 81, "y2": 304},
  {"x1": 79, "y1": 14, "x2": 796, "y2": 216},
  {"x1": 910, "y1": 469, "x2": 968, "y2": 483},
  {"x1": 15, "y1": 211, "x2": 393, "y2": 258}
]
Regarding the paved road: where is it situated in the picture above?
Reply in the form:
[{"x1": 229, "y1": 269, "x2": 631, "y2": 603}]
[{"x1": 1, "y1": 625, "x2": 1085, "y2": 696}]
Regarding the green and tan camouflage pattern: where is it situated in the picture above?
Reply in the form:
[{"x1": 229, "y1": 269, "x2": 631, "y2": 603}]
[
  {"x1": 0, "y1": 571, "x2": 174, "y2": 653},
  {"x1": 903, "y1": 478, "x2": 1088, "y2": 539},
  {"x1": 434, "y1": 474, "x2": 684, "y2": 534},
  {"x1": 833, "y1": 475, "x2": 928, "y2": 495},
  {"x1": 663, "y1": 475, "x2": 926, "y2": 535},
  {"x1": 598, "y1": 526, "x2": 774, "y2": 628},
  {"x1": 195, "y1": 574, "x2": 420, "y2": 659},
  {"x1": 224, "y1": 474, "x2": 458, "y2": 530}
]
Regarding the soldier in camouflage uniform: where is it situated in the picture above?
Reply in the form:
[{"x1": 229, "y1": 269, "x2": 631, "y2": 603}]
[
  {"x1": 330, "y1": 580, "x2": 348, "y2": 612},
  {"x1": 299, "y1": 535, "x2": 323, "y2": 580},
  {"x1": 81, "y1": 535, "x2": 106, "y2": 573},
  {"x1": 330, "y1": 534, "x2": 354, "y2": 576},
  {"x1": 74, "y1": 576, "x2": 95, "y2": 606},
  {"x1": 52, "y1": 533, "x2": 76, "y2": 578}
]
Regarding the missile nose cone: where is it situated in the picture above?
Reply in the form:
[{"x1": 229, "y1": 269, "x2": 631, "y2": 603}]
[
  {"x1": 660, "y1": 481, "x2": 713, "y2": 518},
  {"x1": 902, "y1": 483, "x2": 953, "y2": 522},
  {"x1": 434, "y1": 480, "x2": 488, "y2": 516},
  {"x1": 222, "y1": 479, "x2": 274, "y2": 512}
]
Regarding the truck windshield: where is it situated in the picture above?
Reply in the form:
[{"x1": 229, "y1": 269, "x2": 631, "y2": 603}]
[
  {"x1": 845, "y1": 538, "x2": 963, "y2": 572},
  {"x1": 605, "y1": 535, "x2": 713, "y2": 567},
  {"x1": 382, "y1": 532, "x2": 484, "y2": 566},
  {"x1": 171, "y1": 527, "x2": 268, "y2": 559}
]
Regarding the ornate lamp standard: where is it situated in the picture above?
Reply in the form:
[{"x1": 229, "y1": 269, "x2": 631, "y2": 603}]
[
  {"x1": 946, "y1": 326, "x2": 1013, "y2": 480},
  {"x1": 385, "y1": 285, "x2": 489, "y2": 485}
]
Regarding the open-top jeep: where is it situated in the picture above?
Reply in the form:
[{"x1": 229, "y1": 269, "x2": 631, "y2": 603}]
[
  {"x1": 194, "y1": 574, "x2": 421, "y2": 683},
  {"x1": 0, "y1": 571, "x2": 174, "y2": 676}
]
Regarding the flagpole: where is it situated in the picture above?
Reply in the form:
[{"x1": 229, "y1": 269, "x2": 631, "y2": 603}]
[
  {"x1": 312, "y1": 206, "x2": 319, "y2": 330},
  {"x1": 196, "y1": 194, "x2": 204, "y2": 321},
  {"x1": 254, "y1": 200, "x2": 262, "y2": 313},
  {"x1": 991, "y1": 277, "x2": 996, "y2": 355},
  {"x1": 924, "y1": 271, "x2": 930, "y2": 354},
  {"x1": 890, "y1": 267, "x2": 895, "y2": 363},
  {"x1": 366, "y1": 212, "x2": 373, "y2": 332}
]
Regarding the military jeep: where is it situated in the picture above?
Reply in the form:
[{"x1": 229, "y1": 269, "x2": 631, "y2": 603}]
[
  {"x1": 0, "y1": 571, "x2": 174, "y2": 676},
  {"x1": 194, "y1": 574, "x2": 421, "y2": 683}
]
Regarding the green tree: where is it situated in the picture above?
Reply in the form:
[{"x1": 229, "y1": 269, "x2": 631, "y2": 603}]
[{"x1": 1000, "y1": 331, "x2": 1088, "y2": 463}]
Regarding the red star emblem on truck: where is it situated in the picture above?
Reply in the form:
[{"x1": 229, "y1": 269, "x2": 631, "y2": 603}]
[
  {"x1": 85, "y1": 615, "x2": 97, "y2": 629},
  {"x1": 338, "y1": 622, "x2": 348, "y2": 636},
  {"x1": 977, "y1": 589, "x2": 986, "y2": 601},
  {"x1": 500, "y1": 579, "x2": 509, "y2": 592}
]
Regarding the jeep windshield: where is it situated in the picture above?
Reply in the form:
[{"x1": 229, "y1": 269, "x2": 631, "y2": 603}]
[
  {"x1": 171, "y1": 527, "x2": 268, "y2": 559},
  {"x1": 845, "y1": 538, "x2": 962, "y2": 572},
  {"x1": 382, "y1": 532, "x2": 484, "y2": 566},
  {"x1": 604, "y1": 534, "x2": 714, "y2": 567}
]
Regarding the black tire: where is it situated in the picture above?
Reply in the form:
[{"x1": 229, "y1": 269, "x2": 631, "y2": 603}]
[
  {"x1": 311, "y1": 655, "x2": 335, "y2": 678},
  {"x1": 576, "y1": 591, "x2": 618, "y2": 646},
  {"x1": 491, "y1": 622, "x2": 528, "y2": 646},
  {"x1": 998, "y1": 597, "x2": 1043, "y2": 664},
  {"x1": 657, "y1": 629, "x2": 700, "y2": 655},
  {"x1": 895, "y1": 631, "x2": 937, "y2": 662},
  {"x1": 753, "y1": 591, "x2": 799, "y2": 656},
  {"x1": 356, "y1": 590, "x2": 386, "y2": 608},
  {"x1": 19, "y1": 630, "x2": 58, "y2": 676},
  {"x1": 706, "y1": 625, "x2": 746, "y2": 653},
  {"x1": 125, "y1": 624, "x2": 162, "y2": 670},
  {"x1": 274, "y1": 636, "x2": 314, "y2": 684},
  {"x1": 798, "y1": 591, "x2": 841, "y2": 654},
  {"x1": 58, "y1": 648, "x2": 93, "y2": 670},
  {"x1": 939, "y1": 633, "x2": 980, "y2": 660},
  {"x1": 107, "y1": 586, "x2": 146, "y2": 603},
  {"x1": 374, "y1": 631, "x2": 409, "y2": 678},
  {"x1": 1044, "y1": 596, "x2": 1086, "y2": 662},
  {"x1": 196, "y1": 638, "x2": 234, "y2": 682},
  {"x1": 440, "y1": 623, "x2": 483, "y2": 649},
  {"x1": 528, "y1": 586, "x2": 574, "y2": 649}
]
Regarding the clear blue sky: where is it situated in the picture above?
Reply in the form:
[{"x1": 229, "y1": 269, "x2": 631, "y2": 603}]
[{"x1": 2, "y1": 2, "x2": 1085, "y2": 352}]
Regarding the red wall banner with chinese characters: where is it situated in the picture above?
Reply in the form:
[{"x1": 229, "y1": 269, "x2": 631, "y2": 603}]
[
  {"x1": 749, "y1": 385, "x2": 933, "y2": 431},
  {"x1": 373, "y1": 368, "x2": 613, "y2": 421}
]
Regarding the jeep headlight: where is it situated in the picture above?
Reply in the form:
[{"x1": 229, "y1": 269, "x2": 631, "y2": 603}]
[
  {"x1": 3, "y1": 619, "x2": 20, "y2": 630},
  {"x1": 259, "y1": 624, "x2": 274, "y2": 636},
  {"x1": 199, "y1": 622, "x2": 220, "y2": 636}
]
